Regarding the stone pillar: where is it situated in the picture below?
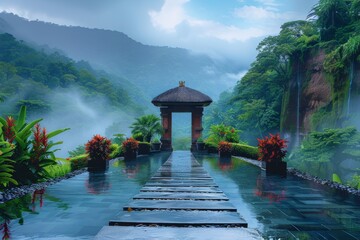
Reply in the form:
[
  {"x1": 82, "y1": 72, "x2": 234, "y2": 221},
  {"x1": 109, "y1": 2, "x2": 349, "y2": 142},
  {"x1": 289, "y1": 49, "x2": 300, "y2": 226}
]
[
  {"x1": 191, "y1": 107, "x2": 203, "y2": 151},
  {"x1": 160, "y1": 108, "x2": 172, "y2": 151}
]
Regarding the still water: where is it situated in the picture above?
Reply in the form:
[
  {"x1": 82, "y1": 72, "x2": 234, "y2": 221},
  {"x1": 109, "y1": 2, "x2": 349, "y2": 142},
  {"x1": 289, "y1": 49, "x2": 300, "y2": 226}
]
[
  {"x1": 6, "y1": 153, "x2": 171, "y2": 240},
  {"x1": 196, "y1": 154, "x2": 360, "y2": 240},
  {"x1": 3, "y1": 152, "x2": 360, "y2": 240}
]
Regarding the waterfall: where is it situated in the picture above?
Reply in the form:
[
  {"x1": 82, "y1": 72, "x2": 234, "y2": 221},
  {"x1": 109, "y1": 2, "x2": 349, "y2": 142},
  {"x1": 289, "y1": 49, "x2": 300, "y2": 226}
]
[
  {"x1": 346, "y1": 60, "x2": 355, "y2": 117},
  {"x1": 295, "y1": 61, "x2": 301, "y2": 147}
]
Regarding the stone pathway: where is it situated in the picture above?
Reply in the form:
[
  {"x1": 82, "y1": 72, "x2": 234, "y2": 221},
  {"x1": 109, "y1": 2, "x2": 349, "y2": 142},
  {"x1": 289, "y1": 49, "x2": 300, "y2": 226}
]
[{"x1": 95, "y1": 151, "x2": 261, "y2": 239}]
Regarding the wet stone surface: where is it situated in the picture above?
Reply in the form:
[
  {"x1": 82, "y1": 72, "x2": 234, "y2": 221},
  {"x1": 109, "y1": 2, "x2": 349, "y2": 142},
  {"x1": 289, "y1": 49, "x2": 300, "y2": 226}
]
[{"x1": 96, "y1": 151, "x2": 253, "y2": 239}]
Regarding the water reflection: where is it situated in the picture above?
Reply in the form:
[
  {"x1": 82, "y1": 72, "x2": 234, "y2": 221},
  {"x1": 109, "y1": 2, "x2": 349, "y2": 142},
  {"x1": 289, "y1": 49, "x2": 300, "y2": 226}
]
[
  {"x1": 85, "y1": 173, "x2": 111, "y2": 194},
  {"x1": 254, "y1": 175, "x2": 286, "y2": 203},
  {"x1": 31, "y1": 188, "x2": 45, "y2": 211},
  {"x1": 3, "y1": 152, "x2": 171, "y2": 239},
  {"x1": 218, "y1": 157, "x2": 233, "y2": 171},
  {"x1": 196, "y1": 153, "x2": 360, "y2": 240},
  {"x1": 122, "y1": 160, "x2": 139, "y2": 178}
]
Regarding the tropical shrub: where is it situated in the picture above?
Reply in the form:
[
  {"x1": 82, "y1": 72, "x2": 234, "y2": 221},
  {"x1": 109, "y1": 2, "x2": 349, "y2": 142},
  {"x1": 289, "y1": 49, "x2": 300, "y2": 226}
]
[
  {"x1": 218, "y1": 141, "x2": 232, "y2": 156},
  {"x1": 69, "y1": 154, "x2": 89, "y2": 171},
  {"x1": 288, "y1": 127, "x2": 360, "y2": 179},
  {"x1": 122, "y1": 138, "x2": 139, "y2": 153},
  {"x1": 0, "y1": 138, "x2": 16, "y2": 188},
  {"x1": 0, "y1": 106, "x2": 69, "y2": 184},
  {"x1": 132, "y1": 133, "x2": 144, "y2": 141},
  {"x1": 85, "y1": 135, "x2": 111, "y2": 161},
  {"x1": 109, "y1": 143, "x2": 123, "y2": 159},
  {"x1": 205, "y1": 141, "x2": 218, "y2": 153},
  {"x1": 112, "y1": 133, "x2": 126, "y2": 145},
  {"x1": 138, "y1": 142, "x2": 151, "y2": 155},
  {"x1": 206, "y1": 124, "x2": 240, "y2": 147},
  {"x1": 231, "y1": 143, "x2": 259, "y2": 159},
  {"x1": 46, "y1": 159, "x2": 71, "y2": 178},
  {"x1": 130, "y1": 114, "x2": 163, "y2": 142},
  {"x1": 257, "y1": 133, "x2": 287, "y2": 163},
  {"x1": 68, "y1": 145, "x2": 85, "y2": 158}
]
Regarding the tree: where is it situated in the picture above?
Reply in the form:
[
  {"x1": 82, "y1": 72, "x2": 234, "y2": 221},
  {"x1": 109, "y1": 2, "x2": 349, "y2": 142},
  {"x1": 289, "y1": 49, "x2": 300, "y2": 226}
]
[
  {"x1": 308, "y1": 0, "x2": 350, "y2": 40},
  {"x1": 130, "y1": 114, "x2": 163, "y2": 142}
]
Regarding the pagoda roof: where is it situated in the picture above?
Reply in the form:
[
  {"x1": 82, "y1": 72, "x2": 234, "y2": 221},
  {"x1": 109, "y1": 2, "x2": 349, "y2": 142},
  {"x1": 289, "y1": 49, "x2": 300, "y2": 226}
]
[{"x1": 152, "y1": 81, "x2": 212, "y2": 107}]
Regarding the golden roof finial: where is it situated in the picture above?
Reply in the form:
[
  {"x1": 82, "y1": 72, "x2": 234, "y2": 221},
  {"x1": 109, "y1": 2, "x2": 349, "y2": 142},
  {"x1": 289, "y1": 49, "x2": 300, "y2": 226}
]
[{"x1": 179, "y1": 81, "x2": 185, "y2": 87}]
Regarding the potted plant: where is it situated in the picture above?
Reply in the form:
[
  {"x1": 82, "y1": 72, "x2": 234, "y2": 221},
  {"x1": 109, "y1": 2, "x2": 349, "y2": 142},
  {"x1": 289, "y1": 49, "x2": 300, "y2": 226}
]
[
  {"x1": 196, "y1": 137, "x2": 205, "y2": 151},
  {"x1": 151, "y1": 138, "x2": 161, "y2": 151},
  {"x1": 122, "y1": 138, "x2": 139, "y2": 160},
  {"x1": 257, "y1": 133, "x2": 287, "y2": 176},
  {"x1": 218, "y1": 141, "x2": 232, "y2": 158},
  {"x1": 86, "y1": 134, "x2": 112, "y2": 172}
]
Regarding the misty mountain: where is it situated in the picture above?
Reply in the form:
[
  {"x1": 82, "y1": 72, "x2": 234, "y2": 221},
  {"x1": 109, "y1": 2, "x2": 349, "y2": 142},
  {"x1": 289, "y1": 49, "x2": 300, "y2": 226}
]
[{"x1": 0, "y1": 12, "x2": 239, "y2": 101}]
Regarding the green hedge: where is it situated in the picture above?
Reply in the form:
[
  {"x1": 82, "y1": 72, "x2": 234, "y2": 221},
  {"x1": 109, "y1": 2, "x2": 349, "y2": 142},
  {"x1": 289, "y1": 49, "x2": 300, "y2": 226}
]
[
  {"x1": 138, "y1": 142, "x2": 151, "y2": 155},
  {"x1": 205, "y1": 142, "x2": 218, "y2": 153},
  {"x1": 231, "y1": 143, "x2": 259, "y2": 159},
  {"x1": 70, "y1": 154, "x2": 89, "y2": 171},
  {"x1": 109, "y1": 143, "x2": 123, "y2": 159}
]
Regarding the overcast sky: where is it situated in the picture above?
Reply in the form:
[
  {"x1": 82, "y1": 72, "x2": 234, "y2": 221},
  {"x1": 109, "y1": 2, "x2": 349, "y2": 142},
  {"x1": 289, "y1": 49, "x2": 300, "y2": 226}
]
[{"x1": 0, "y1": 0, "x2": 318, "y2": 66}]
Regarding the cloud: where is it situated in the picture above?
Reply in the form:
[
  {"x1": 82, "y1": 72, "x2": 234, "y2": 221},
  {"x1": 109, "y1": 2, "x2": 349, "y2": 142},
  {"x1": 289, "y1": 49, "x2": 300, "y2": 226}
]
[
  {"x1": 234, "y1": 5, "x2": 291, "y2": 21},
  {"x1": 255, "y1": 0, "x2": 280, "y2": 8},
  {"x1": 149, "y1": 0, "x2": 188, "y2": 32}
]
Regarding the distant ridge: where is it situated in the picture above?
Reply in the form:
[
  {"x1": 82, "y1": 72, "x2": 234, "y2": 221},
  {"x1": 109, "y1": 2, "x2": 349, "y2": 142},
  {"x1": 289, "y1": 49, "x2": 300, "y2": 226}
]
[{"x1": 0, "y1": 12, "x2": 238, "y2": 100}]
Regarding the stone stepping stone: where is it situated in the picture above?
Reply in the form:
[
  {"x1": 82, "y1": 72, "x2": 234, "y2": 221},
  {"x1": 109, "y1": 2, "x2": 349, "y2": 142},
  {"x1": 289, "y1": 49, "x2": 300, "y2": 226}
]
[
  {"x1": 157, "y1": 168, "x2": 206, "y2": 172},
  {"x1": 153, "y1": 173, "x2": 211, "y2": 178},
  {"x1": 95, "y1": 226, "x2": 260, "y2": 240},
  {"x1": 150, "y1": 177, "x2": 212, "y2": 181},
  {"x1": 109, "y1": 210, "x2": 248, "y2": 227},
  {"x1": 145, "y1": 182, "x2": 218, "y2": 187},
  {"x1": 147, "y1": 179, "x2": 215, "y2": 183},
  {"x1": 140, "y1": 186, "x2": 222, "y2": 193},
  {"x1": 132, "y1": 192, "x2": 228, "y2": 201},
  {"x1": 123, "y1": 199, "x2": 237, "y2": 211}
]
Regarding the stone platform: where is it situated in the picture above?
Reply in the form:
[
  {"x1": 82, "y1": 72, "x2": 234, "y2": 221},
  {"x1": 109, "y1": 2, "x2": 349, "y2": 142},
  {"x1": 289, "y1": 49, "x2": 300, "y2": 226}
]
[{"x1": 95, "y1": 151, "x2": 260, "y2": 239}]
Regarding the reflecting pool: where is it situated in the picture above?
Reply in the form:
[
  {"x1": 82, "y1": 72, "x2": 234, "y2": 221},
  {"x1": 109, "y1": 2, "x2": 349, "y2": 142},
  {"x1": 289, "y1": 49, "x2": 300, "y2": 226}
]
[
  {"x1": 3, "y1": 152, "x2": 360, "y2": 240},
  {"x1": 195, "y1": 154, "x2": 360, "y2": 240},
  {"x1": 5, "y1": 152, "x2": 171, "y2": 240}
]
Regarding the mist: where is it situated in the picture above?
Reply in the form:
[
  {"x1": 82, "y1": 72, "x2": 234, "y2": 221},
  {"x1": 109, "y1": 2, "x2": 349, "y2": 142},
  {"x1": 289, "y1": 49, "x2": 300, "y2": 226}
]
[{"x1": 36, "y1": 88, "x2": 136, "y2": 158}]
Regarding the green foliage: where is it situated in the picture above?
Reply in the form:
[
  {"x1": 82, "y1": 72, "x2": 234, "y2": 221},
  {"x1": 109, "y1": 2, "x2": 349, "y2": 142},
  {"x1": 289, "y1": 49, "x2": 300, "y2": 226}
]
[
  {"x1": 68, "y1": 145, "x2": 85, "y2": 158},
  {"x1": 347, "y1": 174, "x2": 360, "y2": 189},
  {"x1": 0, "y1": 106, "x2": 69, "y2": 185},
  {"x1": 289, "y1": 127, "x2": 360, "y2": 178},
  {"x1": 130, "y1": 114, "x2": 163, "y2": 142},
  {"x1": 138, "y1": 142, "x2": 151, "y2": 155},
  {"x1": 332, "y1": 173, "x2": 342, "y2": 184},
  {"x1": 0, "y1": 137, "x2": 17, "y2": 188},
  {"x1": 45, "y1": 159, "x2": 71, "y2": 178},
  {"x1": 231, "y1": 143, "x2": 259, "y2": 160},
  {"x1": 206, "y1": 124, "x2": 240, "y2": 147},
  {"x1": 109, "y1": 143, "x2": 123, "y2": 159},
  {"x1": 204, "y1": 141, "x2": 218, "y2": 153},
  {"x1": 173, "y1": 137, "x2": 191, "y2": 150},
  {"x1": 0, "y1": 33, "x2": 142, "y2": 117},
  {"x1": 308, "y1": 0, "x2": 350, "y2": 41},
  {"x1": 69, "y1": 154, "x2": 89, "y2": 171},
  {"x1": 112, "y1": 133, "x2": 126, "y2": 145}
]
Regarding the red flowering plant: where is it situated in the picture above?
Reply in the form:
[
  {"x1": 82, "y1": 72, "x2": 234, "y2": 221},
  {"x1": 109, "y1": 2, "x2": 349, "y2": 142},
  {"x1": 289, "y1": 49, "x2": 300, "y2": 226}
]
[
  {"x1": 122, "y1": 138, "x2": 139, "y2": 153},
  {"x1": 85, "y1": 135, "x2": 112, "y2": 161},
  {"x1": 218, "y1": 141, "x2": 232, "y2": 156},
  {"x1": 257, "y1": 133, "x2": 287, "y2": 163}
]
